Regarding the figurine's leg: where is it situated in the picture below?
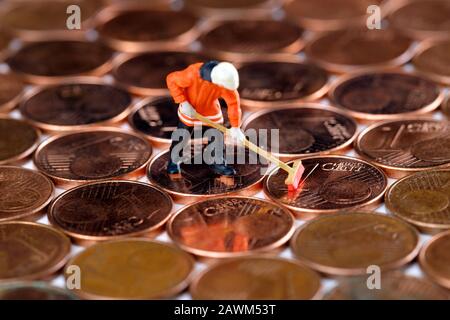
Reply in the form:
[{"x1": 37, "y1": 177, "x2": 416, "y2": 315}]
[
  {"x1": 167, "y1": 121, "x2": 193, "y2": 174},
  {"x1": 207, "y1": 127, "x2": 236, "y2": 176}
]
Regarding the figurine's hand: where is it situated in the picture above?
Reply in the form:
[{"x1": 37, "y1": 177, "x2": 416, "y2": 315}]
[
  {"x1": 228, "y1": 127, "x2": 246, "y2": 145},
  {"x1": 179, "y1": 101, "x2": 196, "y2": 118}
]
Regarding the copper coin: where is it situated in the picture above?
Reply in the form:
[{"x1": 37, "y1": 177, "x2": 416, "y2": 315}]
[
  {"x1": 238, "y1": 60, "x2": 329, "y2": 109},
  {"x1": 97, "y1": 8, "x2": 200, "y2": 52},
  {"x1": 0, "y1": 282, "x2": 78, "y2": 300},
  {"x1": 0, "y1": 31, "x2": 11, "y2": 59},
  {"x1": 112, "y1": 51, "x2": 213, "y2": 96},
  {"x1": 7, "y1": 40, "x2": 114, "y2": 84},
  {"x1": 184, "y1": 0, "x2": 275, "y2": 17},
  {"x1": 329, "y1": 71, "x2": 443, "y2": 122},
  {"x1": 0, "y1": 0, "x2": 104, "y2": 41},
  {"x1": 19, "y1": 79, "x2": 132, "y2": 132},
  {"x1": 65, "y1": 239, "x2": 194, "y2": 299},
  {"x1": 199, "y1": 19, "x2": 304, "y2": 62},
  {"x1": 284, "y1": 0, "x2": 386, "y2": 31},
  {"x1": 413, "y1": 40, "x2": 450, "y2": 85},
  {"x1": 128, "y1": 96, "x2": 231, "y2": 148},
  {"x1": 0, "y1": 117, "x2": 40, "y2": 165},
  {"x1": 242, "y1": 105, "x2": 357, "y2": 159},
  {"x1": 0, "y1": 221, "x2": 71, "y2": 282},
  {"x1": 443, "y1": 94, "x2": 450, "y2": 119},
  {"x1": 167, "y1": 196, "x2": 295, "y2": 258},
  {"x1": 291, "y1": 212, "x2": 420, "y2": 276},
  {"x1": 324, "y1": 272, "x2": 449, "y2": 300},
  {"x1": 147, "y1": 145, "x2": 267, "y2": 203},
  {"x1": 420, "y1": 230, "x2": 450, "y2": 289},
  {"x1": 305, "y1": 29, "x2": 413, "y2": 73},
  {"x1": 264, "y1": 155, "x2": 387, "y2": 219},
  {"x1": 34, "y1": 129, "x2": 152, "y2": 188},
  {"x1": 355, "y1": 119, "x2": 450, "y2": 178},
  {"x1": 48, "y1": 180, "x2": 172, "y2": 245},
  {"x1": 386, "y1": 170, "x2": 450, "y2": 234},
  {"x1": 389, "y1": 0, "x2": 450, "y2": 40},
  {"x1": 0, "y1": 166, "x2": 54, "y2": 222},
  {"x1": 0, "y1": 73, "x2": 25, "y2": 113},
  {"x1": 190, "y1": 256, "x2": 321, "y2": 300}
]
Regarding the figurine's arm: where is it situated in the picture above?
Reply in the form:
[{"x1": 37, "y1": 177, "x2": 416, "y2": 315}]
[
  {"x1": 221, "y1": 89, "x2": 241, "y2": 128},
  {"x1": 166, "y1": 69, "x2": 193, "y2": 104}
]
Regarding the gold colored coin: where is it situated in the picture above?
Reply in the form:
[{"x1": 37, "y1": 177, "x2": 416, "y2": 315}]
[
  {"x1": 190, "y1": 256, "x2": 321, "y2": 300},
  {"x1": 65, "y1": 239, "x2": 194, "y2": 299}
]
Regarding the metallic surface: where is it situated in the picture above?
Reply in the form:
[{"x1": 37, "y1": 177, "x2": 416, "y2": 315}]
[
  {"x1": 48, "y1": 180, "x2": 173, "y2": 245},
  {"x1": 147, "y1": 145, "x2": 267, "y2": 203},
  {"x1": 0, "y1": 282, "x2": 78, "y2": 300},
  {"x1": 264, "y1": 155, "x2": 387, "y2": 219},
  {"x1": 0, "y1": 221, "x2": 71, "y2": 282},
  {"x1": 190, "y1": 256, "x2": 321, "y2": 300},
  {"x1": 443, "y1": 94, "x2": 450, "y2": 119},
  {"x1": 305, "y1": 29, "x2": 414, "y2": 73},
  {"x1": 65, "y1": 239, "x2": 194, "y2": 299},
  {"x1": 386, "y1": 170, "x2": 450, "y2": 234},
  {"x1": 0, "y1": 73, "x2": 24, "y2": 113},
  {"x1": 242, "y1": 105, "x2": 357, "y2": 159},
  {"x1": 97, "y1": 8, "x2": 200, "y2": 52},
  {"x1": 413, "y1": 40, "x2": 450, "y2": 85},
  {"x1": 199, "y1": 19, "x2": 304, "y2": 62},
  {"x1": 184, "y1": 0, "x2": 276, "y2": 17},
  {"x1": 6, "y1": 40, "x2": 114, "y2": 84},
  {"x1": 34, "y1": 128, "x2": 152, "y2": 188},
  {"x1": 419, "y1": 230, "x2": 450, "y2": 289},
  {"x1": 0, "y1": 166, "x2": 54, "y2": 222},
  {"x1": 19, "y1": 79, "x2": 133, "y2": 132},
  {"x1": 355, "y1": 119, "x2": 450, "y2": 178},
  {"x1": 0, "y1": 117, "x2": 40, "y2": 165},
  {"x1": 112, "y1": 51, "x2": 213, "y2": 96},
  {"x1": 167, "y1": 196, "x2": 295, "y2": 258},
  {"x1": 238, "y1": 60, "x2": 329, "y2": 109},
  {"x1": 329, "y1": 71, "x2": 443, "y2": 122},
  {"x1": 291, "y1": 212, "x2": 420, "y2": 276}
]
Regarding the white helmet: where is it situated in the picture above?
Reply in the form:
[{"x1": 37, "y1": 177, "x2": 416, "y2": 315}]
[{"x1": 211, "y1": 62, "x2": 239, "y2": 91}]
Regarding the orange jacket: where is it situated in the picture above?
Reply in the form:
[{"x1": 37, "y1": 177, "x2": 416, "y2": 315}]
[{"x1": 166, "y1": 62, "x2": 241, "y2": 127}]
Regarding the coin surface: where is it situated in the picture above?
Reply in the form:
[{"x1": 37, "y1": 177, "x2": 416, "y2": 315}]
[
  {"x1": 7, "y1": 40, "x2": 114, "y2": 84},
  {"x1": 305, "y1": 29, "x2": 413, "y2": 73},
  {"x1": 20, "y1": 80, "x2": 132, "y2": 132},
  {"x1": 0, "y1": 166, "x2": 54, "y2": 222},
  {"x1": 0, "y1": 31, "x2": 11, "y2": 58},
  {"x1": 329, "y1": 71, "x2": 443, "y2": 121},
  {"x1": 147, "y1": 145, "x2": 267, "y2": 203},
  {"x1": 284, "y1": 0, "x2": 385, "y2": 31},
  {"x1": 419, "y1": 230, "x2": 450, "y2": 289},
  {"x1": 167, "y1": 197, "x2": 295, "y2": 258},
  {"x1": 291, "y1": 212, "x2": 420, "y2": 276},
  {"x1": 112, "y1": 51, "x2": 213, "y2": 96},
  {"x1": 242, "y1": 105, "x2": 357, "y2": 159},
  {"x1": 389, "y1": 0, "x2": 450, "y2": 40},
  {"x1": 0, "y1": 117, "x2": 40, "y2": 165},
  {"x1": 238, "y1": 61, "x2": 329, "y2": 109},
  {"x1": 443, "y1": 94, "x2": 450, "y2": 119},
  {"x1": 386, "y1": 170, "x2": 450, "y2": 234},
  {"x1": 34, "y1": 129, "x2": 152, "y2": 188},
  {"x1": 48, "y1": 180, "x2": 172, "y2": 244},
  {"x1": 190, "y1": 256, "x2": 321, "y2": 300},
  {"x1": 97, "y1": 8, "x2": 199, "y2": 52},
  {"x1": 264, "y1": 155, "x2": 387, "y2": 219},
  {"x1": 324, "y1": 272, "x2": 449, "y2": 300},
  {"x1": 0, "y1": 222, "x2": 71, "y2": 282},
  {"x1": 128, "y1": 96, "x2": 231, "y2": 148},
  {"x1": 0, "y1": 73, "x2": 24, "y2": 113},
  {"x1": 355, "y1": 119, "x2": 450, "y2": 178},
  {"x1": 199, "y1": 19, "x2": 304, "y2": 61},
  {"x1": 65, "y1": 239, "x2": 194, "y2": 299},
  {"x1": 0, "y1": 282, "x2": 78, "y2": 300},
  {"x1": 413, "y1": 40, "x2": 450, "y2": 85},
  {"x1": 0, "y1": 0, "x2": 103, "y2": 40}
]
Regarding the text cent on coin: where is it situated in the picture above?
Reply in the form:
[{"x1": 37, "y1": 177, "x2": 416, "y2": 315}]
[
  {"x1": 291, "y1": 212, "x2": 420, "y2": 276},
  {"x1": 0, "y1": 222, "x2": 71, "y2": 282},
  {"x1": 34, "y1": 129, "x2": 152, "y2": 188},
  {"x1": 48, "y1": 180, "x2": 172, "y2": 245},
  {"x1": 420, "y1": 231, "x2": 450, "y2": 289},
  {"x1": 65, "y1": 239, "x2": 194, "y2": 299},
  {"x1": 0, "y1": 166, "x2": 54, "y2": 222}
]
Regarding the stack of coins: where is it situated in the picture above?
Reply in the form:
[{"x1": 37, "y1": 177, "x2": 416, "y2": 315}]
[{"x1": 0, "y1": 0, "x2": 449, "y2": 300}]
